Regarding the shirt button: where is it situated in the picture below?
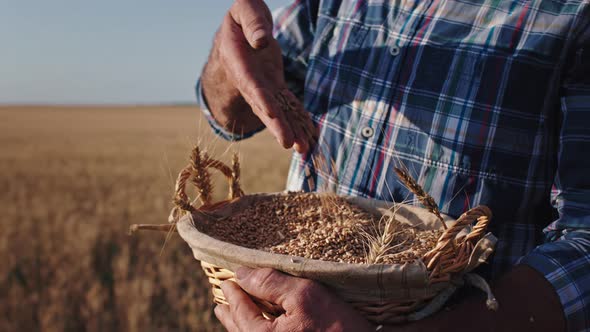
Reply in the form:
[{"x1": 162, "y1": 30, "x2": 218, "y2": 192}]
[
  {"x1": 361, "y1": 126, "x2": 374, "y2": 138},
  {"x1": 390, "y1": 46, "x2": 400, "y2": 56}
]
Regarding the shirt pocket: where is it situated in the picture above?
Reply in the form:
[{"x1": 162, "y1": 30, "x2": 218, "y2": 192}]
[{"x1": 411, "y1": 47, "x2": 555, "y2": 182}]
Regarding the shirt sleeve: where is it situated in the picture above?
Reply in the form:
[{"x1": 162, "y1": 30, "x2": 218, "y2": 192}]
[
  {"x1": 518, "y1": 19, "x2": 590, "y2": 332},
  {"x1": 194, "y1": 78, "x2": 262, "y2": 141},
  {"x1": 195, "y1": 1, "x2": 318, "y2": 141}
]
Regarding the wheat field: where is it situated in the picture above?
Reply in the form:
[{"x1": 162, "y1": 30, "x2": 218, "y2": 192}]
[{"x1": 0, "y1": 105, "x2": 292, "y2": 331}]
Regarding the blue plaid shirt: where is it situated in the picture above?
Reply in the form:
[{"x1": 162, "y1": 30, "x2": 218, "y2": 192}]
[{"x1": 197, "y1": 1, "x2": 590, "y2": 330}]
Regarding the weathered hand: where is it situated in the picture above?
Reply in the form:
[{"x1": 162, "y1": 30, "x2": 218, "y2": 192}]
[
  {"x1": 214, "y1": 267, "x2": 374, "y2": 332},
  {"x1": 215, "y1": 0, "x2": 317, "y2": 153}
]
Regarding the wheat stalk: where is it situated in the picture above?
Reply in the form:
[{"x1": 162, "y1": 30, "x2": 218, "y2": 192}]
[
  {"x1": 230, "y1": 152, "x2": 244, "y2": 199},
  {"x1": 128, "y1": 223, "x2": 175, "y2": 235},
  {"x1": 393, "y1": 167, "x2": 446, "y2": 230}
]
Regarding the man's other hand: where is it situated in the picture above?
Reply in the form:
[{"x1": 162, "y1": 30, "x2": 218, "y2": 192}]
[
  {"x1": 212, "y1": 0, "x2": 316, "y2": 154},
  {"x1": 214, "y1": 267, "x2": 373, "y2": 332}
]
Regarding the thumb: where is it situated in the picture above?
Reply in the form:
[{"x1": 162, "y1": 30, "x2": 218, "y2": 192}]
[
  {"x1": 229, "y1": 0, "x2": 274, "y2": 49},
  {"x1": 235, "y1": 267, "x2": 313, "y2": 311}
]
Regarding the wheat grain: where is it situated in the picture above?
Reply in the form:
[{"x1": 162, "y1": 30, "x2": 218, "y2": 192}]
[{"x1": 200, "y1": 192, "x2": 442, "y2": 265}]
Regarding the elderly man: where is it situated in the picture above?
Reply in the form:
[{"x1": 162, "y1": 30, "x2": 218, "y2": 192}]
[{"x1": 196, "y1": 0, "x2": 590, "y2": 331}]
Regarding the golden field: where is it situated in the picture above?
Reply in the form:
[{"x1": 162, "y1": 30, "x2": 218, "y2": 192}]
[{"x1": 0, "y1": 105, "x2": 292, "y2": 331}]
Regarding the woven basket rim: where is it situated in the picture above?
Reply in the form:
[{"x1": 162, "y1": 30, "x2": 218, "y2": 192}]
[{"x1": 175, "y1": 192, "x2": 492, "y2": 287}]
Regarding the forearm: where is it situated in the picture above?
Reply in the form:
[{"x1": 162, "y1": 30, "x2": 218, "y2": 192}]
[
  {"x1": 201, "y1": 37, "x2": 264, "y2": 135},
  {"x1": 387, "y1": 265, "x2": 565, "y2": 332}
]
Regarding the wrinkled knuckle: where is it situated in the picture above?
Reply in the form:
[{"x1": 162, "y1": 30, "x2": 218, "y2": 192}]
[
  {"x1": 229, "y1": 299, "x2": 244, "y2": 317},
  {"x1": 219, "y1": 15, "x2": 233, "y2": 41},
  {"x1": 222, "y1": 13, "x2": 232, "y2": 27},
  {"x1": 251, "y1": 268, "x2": 278, "y2": 289},
  {"x1": 245, "y1": 16, "x2": 269, "y2": 34},
  {"x1": 297, "y1": 278, "x2": 319, "y2": 293},
  {"x1": 290, "y1": 279, "x2": 318, "y2": 308}
]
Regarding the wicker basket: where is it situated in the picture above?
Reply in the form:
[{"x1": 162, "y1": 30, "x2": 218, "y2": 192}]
[
  {"x1": 129, "y1": 148, "x2": 497, "y2": 323},
  {"x1": 175, "y1": 193, "x2": 496, "y2": 324}
]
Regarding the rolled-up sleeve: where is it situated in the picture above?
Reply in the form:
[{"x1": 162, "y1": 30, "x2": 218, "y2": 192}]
[
  {"x1": 195, "y1": 0, "x2": 318, "y2": 141},
  {"x1": 518, "y1": 21, "x2": 590, "y2": 332}
]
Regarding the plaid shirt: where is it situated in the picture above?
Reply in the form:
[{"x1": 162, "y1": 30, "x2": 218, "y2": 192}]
[{"x1": 196, "y1": 0, "x2": 590, "y2": 330}]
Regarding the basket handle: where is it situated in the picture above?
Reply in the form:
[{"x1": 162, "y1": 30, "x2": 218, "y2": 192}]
[
  {"x1": 168, "y1": 148, "x2": 244, "y2": 224},
  {"x1": 423, "y1": 205, "x2": 492, "y2": 281}
]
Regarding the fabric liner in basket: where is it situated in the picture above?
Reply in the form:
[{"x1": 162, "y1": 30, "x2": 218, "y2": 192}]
[{"x1": 176, "y1": 192, "x2": 497, "y2": 324}]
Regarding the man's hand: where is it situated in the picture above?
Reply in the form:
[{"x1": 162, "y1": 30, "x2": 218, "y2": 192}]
[
  {"x1": 214, "y1": 266, "x2": 565, "y2": 332},
  {"x1": 201, "y1": 0, "x2": 317, "y2": 154},
  {"x1": 214, "y1": 267, "x2": 374, "y2": 332}
]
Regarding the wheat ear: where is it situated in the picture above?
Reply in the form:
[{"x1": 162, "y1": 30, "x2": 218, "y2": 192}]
[
  {"x1": 230, "y1": 152, "x2": 244, "y2": 199},
  {"x1": 191, "y1": 146, "x2": 213, "y2": 206},
  {"x1": 394, "y1": 167, "x2": 446, "y2": 230},
  {"x1": 366, "y1": 213, "x2": 403, "y2": 264}
]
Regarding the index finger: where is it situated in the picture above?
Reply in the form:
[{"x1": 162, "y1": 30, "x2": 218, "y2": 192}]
[
  {"x1": 220, "y1": 280, "x2": 271, "y2": 331},
  {"x1": 244, "y1": 86, "x2": 295, "y2": 148},
  {"x1": 217, "y1": 27, "x2": 296, "y2": 147},
  {"x1": 214, "y1": 305, "x2": 240, "y2": 332},
  {"x1": 235, "y1": 267, "x2": 320, "y2": 311}
]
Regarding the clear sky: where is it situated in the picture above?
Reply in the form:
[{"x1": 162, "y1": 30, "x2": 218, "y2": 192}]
[{"x1": 0, "y1": 0, "x2": 292, "y2": 104}]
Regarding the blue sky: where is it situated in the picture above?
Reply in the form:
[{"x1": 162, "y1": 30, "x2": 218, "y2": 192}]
[{"x1": 0, "y1": 0, "x2": 292, "y2": 104}]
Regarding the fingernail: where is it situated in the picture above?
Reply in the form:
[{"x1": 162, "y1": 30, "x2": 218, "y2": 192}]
[
  {"x1": 252, "y1": 29, "x2": 267, "y2": 43},
  {"x1": 252, "y1": 31, "x2": 269, "y2": 49},
  {"x1": 236, "y1": 267, "x2": 253, "y2": 280}
]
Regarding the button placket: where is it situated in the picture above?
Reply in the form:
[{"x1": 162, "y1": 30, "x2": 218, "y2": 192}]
[{"x1": 387, "y1": 0, "x2": 434, "y2": 58}]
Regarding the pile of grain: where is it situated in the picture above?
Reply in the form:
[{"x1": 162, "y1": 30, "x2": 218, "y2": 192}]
[{"x1": 200, "y1": 192, "x2": 443, "y2": 265}]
